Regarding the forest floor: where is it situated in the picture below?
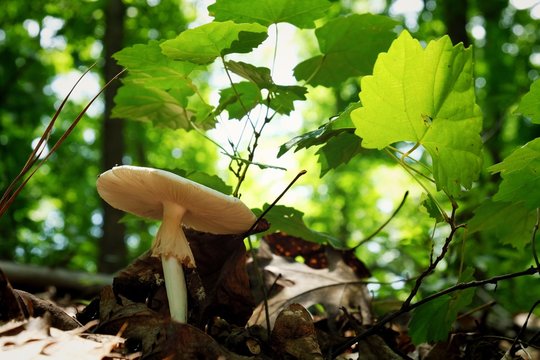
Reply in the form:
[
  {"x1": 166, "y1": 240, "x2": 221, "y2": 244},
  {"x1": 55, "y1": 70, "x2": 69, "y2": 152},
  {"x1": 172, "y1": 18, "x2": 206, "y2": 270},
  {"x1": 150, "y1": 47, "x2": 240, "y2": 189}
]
[{"x1": 0, "y1": 229, "x2": 539, "y2": 359}]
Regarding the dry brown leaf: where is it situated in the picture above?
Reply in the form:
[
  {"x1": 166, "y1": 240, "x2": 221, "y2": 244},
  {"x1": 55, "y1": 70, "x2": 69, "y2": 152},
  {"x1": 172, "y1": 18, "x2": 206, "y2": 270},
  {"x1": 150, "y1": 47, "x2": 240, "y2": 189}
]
[
  {"x1": 249, "y1": 241, "x2": 372, "y2": 327},
  {"x1": 0, "y1": 317, "x2": 124, "y2": 360}
]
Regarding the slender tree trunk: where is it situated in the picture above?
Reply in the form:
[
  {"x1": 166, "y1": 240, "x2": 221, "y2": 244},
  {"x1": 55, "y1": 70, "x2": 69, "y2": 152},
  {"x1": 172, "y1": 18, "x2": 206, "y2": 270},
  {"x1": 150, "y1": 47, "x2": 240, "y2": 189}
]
[
  {"x1": 99, "y1": 0, "x2": 126, "y2": 273},
  {"x1": 440, "y1": 0, "x2": 469, "y2": 47}
]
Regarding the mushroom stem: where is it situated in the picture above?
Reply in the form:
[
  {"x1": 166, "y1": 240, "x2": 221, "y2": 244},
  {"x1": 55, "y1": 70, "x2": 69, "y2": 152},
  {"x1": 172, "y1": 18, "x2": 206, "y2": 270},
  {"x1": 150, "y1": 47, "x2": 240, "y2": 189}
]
[
  {"x1": 153, "y1": 201, "x2": 195, "y2": 322},
  {"x1": 162, "y1": 255, "x2": 188, "y2": 322}
]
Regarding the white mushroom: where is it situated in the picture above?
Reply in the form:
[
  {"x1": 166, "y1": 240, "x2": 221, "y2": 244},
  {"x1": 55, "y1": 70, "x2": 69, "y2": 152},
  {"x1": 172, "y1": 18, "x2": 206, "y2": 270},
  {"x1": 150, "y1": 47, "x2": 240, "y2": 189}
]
[{"x1": 96, "y1": 165, "x2": 256, "y2": 322}]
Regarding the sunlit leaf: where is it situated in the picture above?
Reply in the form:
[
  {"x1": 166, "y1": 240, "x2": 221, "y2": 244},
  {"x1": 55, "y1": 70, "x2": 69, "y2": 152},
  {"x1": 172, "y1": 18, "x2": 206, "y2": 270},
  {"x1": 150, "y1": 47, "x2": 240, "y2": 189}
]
[
  {"x1": 409, "y1": 268, "x2": 475, "y2": 344},
  {"x1": 208, "y1": 0, "x2": 331, "y2": 28},
  {"x1": 218, "y1": 82, "x2": 262, "y2": 120},
  {"x1": 294, "y1": 14, "x2": 398, "y2": 87},
  {"x1": 489, "y1": 138, "x2": 540, "y2": 209},
  {"x1": 112, "y1": 83, "x2": 193, "y2": 129},
  {"x1": 113, "y1": 41, "x2": 200, "y2": 89},
  {"x1": 161, "y1": 21, "x2": 268, "y2": 64},
  {"x1": 468, "y1": 200, "x2": 537, "y2": 247},
  {"x1": 253, "y1": 204, "x2": 345, "y2": 248},
  {"x1": 352, "y1": 30, "x2": 483, "y2": 197},
  {"x1": 516, "y1": 78, "x2": 540, "y2": 124}
]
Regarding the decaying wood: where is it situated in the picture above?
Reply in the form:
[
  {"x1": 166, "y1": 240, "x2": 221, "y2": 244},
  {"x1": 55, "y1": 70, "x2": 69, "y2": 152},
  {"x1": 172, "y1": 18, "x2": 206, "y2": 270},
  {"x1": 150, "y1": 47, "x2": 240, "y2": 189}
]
[{"x1": 0, "y1": 261, "x2": 112, "y2": 294}]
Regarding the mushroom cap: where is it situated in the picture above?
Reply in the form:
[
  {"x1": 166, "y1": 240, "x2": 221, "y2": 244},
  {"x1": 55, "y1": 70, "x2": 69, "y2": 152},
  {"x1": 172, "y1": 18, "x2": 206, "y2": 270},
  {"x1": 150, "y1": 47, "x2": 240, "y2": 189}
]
[{"x1": 97, "y1": 165, "x2": 256, "y2": 234}]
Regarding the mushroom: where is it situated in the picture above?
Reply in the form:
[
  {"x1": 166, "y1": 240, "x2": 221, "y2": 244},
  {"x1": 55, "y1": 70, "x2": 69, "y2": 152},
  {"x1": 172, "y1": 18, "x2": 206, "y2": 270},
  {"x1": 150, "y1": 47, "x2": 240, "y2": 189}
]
[{"x1": 96, "y1": 165, "x2": 256, "y2": 322}]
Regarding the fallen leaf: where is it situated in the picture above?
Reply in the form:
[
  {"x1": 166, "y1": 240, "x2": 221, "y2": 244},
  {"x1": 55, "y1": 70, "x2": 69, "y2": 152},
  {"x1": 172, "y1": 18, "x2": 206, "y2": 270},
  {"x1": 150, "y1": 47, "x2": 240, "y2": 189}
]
[{"x1": 249, "y1": 240, "x2": 372, "y2": 327}]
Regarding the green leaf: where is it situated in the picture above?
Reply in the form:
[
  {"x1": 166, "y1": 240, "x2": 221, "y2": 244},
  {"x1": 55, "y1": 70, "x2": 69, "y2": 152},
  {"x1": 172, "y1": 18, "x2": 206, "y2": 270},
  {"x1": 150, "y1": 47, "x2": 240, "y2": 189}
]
[
  {"x1": 352, "y1": 30, "x2": 483, "y2": 197},
  {"x1": 208, "y1": 0, "x2": 331, "y2": 28},
  {"x1": 112, "y1": 82, "x2": 215, "y2": 130},
  {"x1": 420, "y1": 194, "x2": 445, "y2": 223},
  {"x1": 112, "y1": 83, "x2": 193, "y2": 129},
  {"x1": 178, "y1": 170, "x2": 233, "y2": 194},
  {"x1": 468, "y1": 200, "x2": 537, "y2": 248},
  {"x1": 278, "y1": 102, "x2": 361, "y2": 176},
  {"x1": 489, "y1": 138, "x2": 540, "y2": 209},
  {"x1": 253, "y1": 204, "x2": 346, "y2": 248},
  {"x1": 218, "y1": 82, "x2": 262, "y2": 120},
  {"x1": 516, "y1": 78, "x2": 540, "y2": 124},
  {"x1": 268, "y1": 85, "x2": 307, "y2": 115},
  {"x1": 113, "y1": 40, "x2": 200, "y2": 90},
  {"x1": 161, "y1": 21, "x2": 268, "y2": 64},
  {"x1": 225, "y1": 60, "x2": 274, "y2": 89},
  {"x1": 293, "y1": 14, "x2": 398, "y2": 87},
  {"x1": 409, "y1": 269, "x2": 475, "y2": 344},
  {"x1": 316, "y1": 132, "x2": 363, "y2": 176}
]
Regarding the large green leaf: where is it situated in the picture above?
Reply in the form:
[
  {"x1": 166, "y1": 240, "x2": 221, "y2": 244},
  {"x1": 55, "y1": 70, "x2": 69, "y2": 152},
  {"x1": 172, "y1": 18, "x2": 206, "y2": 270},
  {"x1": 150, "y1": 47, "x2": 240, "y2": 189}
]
[
  {"x1": 208, "y1": 0, "x2": 331, "y2": 28},
  {"x1": 489, "y1": 138, "x2": 540, "y2": 209},
  {"x1": 253, "y1": 204, "x2": 345, "y2": 248},
  {"x1": 352, "y1": 31, "x2": 483, "y2": 197},
  {"x1": 113, "y1": 41, "x2": 199, "y2": 90},
  {"x1": 468, "y1": 200, "x2": 537, "y2": 247},
  {"x1": 516, "y1": 78, "x2": 540, "y2": 124},
  {"x1": 293, "y1": 14, "x2": 398, "y2": 87},
  {"x1": 161, "y1": 21, "x2": 268, "y2": 64}
]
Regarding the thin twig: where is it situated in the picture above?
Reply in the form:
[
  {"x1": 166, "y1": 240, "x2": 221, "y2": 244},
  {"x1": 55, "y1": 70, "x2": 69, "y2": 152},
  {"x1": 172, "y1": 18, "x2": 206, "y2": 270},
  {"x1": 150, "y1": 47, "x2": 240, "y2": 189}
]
[
  {"x1": 243, "y1": 170, "x2": 307, "y2": 338},
  {"x1": 352, "y1": 191, "x2": 409, "y2": 249},
  {"x1": 331, "y1": 266, "x2": 539, "y2": 357}
]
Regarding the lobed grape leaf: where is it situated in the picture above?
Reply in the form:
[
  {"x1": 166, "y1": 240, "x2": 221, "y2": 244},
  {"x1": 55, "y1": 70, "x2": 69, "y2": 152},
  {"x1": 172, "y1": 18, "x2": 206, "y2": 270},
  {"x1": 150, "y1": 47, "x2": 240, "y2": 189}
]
[
  {"x1": 468, "y1": 200, "x2": 537, "y2": 248},
  {"x1": 253, "y1": 204, "x2": 346, "y2": 249},
  {"x1": 489, "y1": 138, "x2": 540, "y2": 209},
  {"x1": 268, "y1": 85, "x2": 308, "y2": 115},
  {"x1": 352, "y1": 30, "x2": 483, "y2": 197},
  {"x1": 294, "y1": 14, "x2": 398, "y2": 87},
  {"x1": 113, "y1": 41, "x2": 200, "y2": 90},
  {"x1": 218, "y1": 82, "x2": 262, "y2": 120},
  {"x1": 409, "y1": 268, "x2": 475, "y2": 344},
  {"x1": 515, "y1": 78, "x2": 540, "y2": 124},
  {"x1": 161, "y1": 21, "x2": 268, "y2": 64},
  {"x1": 208, "y1": 0, "x2": 331, "y2": 29}
]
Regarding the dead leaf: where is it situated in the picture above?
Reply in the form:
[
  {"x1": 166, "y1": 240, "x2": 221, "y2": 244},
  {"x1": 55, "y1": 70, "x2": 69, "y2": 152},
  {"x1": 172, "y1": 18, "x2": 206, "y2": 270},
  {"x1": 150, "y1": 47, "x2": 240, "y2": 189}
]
[
  {"x1": 249, "y1": 240, "x2": 372, "y2": 327},
  {"x1": 0, "y1": 317, "x2": 124, "y2": 360}
]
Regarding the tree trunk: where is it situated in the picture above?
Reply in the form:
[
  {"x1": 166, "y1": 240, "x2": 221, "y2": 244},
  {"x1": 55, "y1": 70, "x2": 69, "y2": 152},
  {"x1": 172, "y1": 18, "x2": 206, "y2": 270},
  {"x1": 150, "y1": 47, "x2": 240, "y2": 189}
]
[{"x1": 99, "y1": 0, "x2": 127, "y2": 273}]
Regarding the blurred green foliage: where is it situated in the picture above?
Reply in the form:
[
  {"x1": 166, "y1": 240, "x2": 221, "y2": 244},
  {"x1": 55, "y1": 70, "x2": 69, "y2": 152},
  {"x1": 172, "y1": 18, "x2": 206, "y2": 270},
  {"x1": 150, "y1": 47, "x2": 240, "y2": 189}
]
[{"x1": 1, "y1": 0, "x2": 539, "y2": 328}]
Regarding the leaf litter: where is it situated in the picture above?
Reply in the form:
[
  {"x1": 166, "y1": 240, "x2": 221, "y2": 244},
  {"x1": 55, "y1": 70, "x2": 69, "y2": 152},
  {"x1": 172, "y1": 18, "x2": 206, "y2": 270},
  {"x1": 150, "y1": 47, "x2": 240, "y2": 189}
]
[{"x1": 1, "y1": 225, "x2": 539, "y2": 359}]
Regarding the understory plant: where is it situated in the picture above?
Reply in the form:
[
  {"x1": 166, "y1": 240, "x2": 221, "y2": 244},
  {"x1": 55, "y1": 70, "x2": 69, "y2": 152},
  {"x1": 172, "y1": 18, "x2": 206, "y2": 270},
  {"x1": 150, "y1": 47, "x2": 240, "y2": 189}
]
[{"x1": 110, "y1": 0, "x2": 540, "y2": 352}]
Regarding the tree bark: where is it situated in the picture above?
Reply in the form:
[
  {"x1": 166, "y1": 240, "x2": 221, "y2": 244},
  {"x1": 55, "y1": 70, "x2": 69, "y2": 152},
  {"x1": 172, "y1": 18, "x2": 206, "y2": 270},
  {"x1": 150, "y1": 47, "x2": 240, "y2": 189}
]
[
  {"x1": 100, "y1": 0, "x2": 127, "y2": 273},
  {"x1": 440, "y1": 0, "x2": 470, "y2": 47}
]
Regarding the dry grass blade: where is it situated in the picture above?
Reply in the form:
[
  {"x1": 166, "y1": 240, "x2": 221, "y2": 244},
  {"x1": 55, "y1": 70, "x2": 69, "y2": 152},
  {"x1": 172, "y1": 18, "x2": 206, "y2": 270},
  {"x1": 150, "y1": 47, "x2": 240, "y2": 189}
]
[{"x1": 0, "y1": 66, "x2": 125, "y2": 218}]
